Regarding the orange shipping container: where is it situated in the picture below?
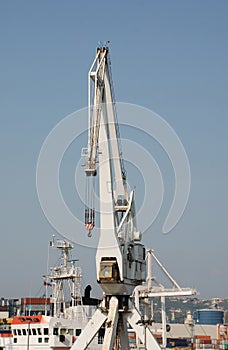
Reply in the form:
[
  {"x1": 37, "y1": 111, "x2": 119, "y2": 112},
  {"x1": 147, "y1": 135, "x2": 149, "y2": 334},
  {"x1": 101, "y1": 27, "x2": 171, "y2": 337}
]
[{"x1": 195, "y1": 335, "x2": 211, "y2": 339}]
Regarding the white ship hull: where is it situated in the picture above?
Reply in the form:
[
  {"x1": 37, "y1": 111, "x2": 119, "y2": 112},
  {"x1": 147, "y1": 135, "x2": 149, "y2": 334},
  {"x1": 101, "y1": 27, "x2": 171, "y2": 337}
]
[{"x1": 0, "y1": 306, "x2": 103, "y2": 350}]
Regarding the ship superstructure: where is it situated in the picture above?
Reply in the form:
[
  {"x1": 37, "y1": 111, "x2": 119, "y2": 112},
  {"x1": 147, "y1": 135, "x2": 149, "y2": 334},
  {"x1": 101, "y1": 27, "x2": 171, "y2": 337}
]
[
  {"x1": 0, "y1": 238, "x2": 103, "y2": 350},
  {"x1": 45, "y1": 237, "x2": 82, "y2": 317}
]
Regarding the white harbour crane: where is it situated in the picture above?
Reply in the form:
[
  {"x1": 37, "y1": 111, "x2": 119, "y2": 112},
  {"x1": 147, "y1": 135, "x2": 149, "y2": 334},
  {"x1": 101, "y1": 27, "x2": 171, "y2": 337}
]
[{"x1": 72, "y1": 46, "x2": 197, "y2": 350}]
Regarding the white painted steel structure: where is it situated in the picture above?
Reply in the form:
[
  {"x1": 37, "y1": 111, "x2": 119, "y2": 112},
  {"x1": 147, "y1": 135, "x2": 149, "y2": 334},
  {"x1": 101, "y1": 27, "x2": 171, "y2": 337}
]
[
  {"x1": 72, "y1": 46, "x2": 197, "y2": 350},
  {"x1": 74, "y1": 46, "x2": 151, "y2": 350}
]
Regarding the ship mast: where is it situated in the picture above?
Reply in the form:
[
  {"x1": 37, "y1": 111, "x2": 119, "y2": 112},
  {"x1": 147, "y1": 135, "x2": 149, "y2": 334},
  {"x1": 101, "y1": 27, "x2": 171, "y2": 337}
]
[{"x1": 45, "y1": 238, "x2": 82, "y2": 318}]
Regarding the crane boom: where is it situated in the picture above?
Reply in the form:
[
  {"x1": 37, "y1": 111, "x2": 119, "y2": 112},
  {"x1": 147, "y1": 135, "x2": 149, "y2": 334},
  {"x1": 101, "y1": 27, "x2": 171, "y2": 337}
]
[{"x1": 87, "y1": 48, "x2": 126, "y2": 182}]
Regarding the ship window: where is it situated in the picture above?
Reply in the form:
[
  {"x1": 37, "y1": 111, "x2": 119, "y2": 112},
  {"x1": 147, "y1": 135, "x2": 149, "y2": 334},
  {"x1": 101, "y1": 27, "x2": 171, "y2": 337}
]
[
  {"x1": 53, "y1": 328, "x2": 58, "y2": 335},
  {"x1": 37, "y1": 328, "x2": 41, "y2": 335},
  {"x1": 13, "y1": 330, "x2": 17, "y2": 336},
  {"x1": 27, "y1": 329, "x2": 31, "y2": 335},
  {"x1": 32, "y1": 328, "x2": 36, "y2": 335},
  {"x1": 38, "y1": 337, "x2": 42, "y2": 343},
  {"x1": 75, "y1": 329, "x2": 81, "y2": 336},
  {"x1": 60, "y1": 328, "x2": 67, "y2": 335},
  {"x1": 14, "y1": 338, "x2": 17, "y2": 343},
  {"x1": 44, "y1": 328, "x2": 48, "y2": 335},
  {"x1": 22, "y1": 329, "x2": 26, "y2": 335},
  {"x1": 44, "y1": 338, "x2": 49, "y2": 343},
  {"x1": 68, "y1": 329, "x2": 73, "y2": 335},
  {"x1": 17, "y1": 329, "x2": 21, "y2": 335}
]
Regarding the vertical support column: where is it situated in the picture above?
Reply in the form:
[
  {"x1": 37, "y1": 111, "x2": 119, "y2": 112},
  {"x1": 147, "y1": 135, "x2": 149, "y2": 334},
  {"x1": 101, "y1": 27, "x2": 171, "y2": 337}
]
[
  {"x1": 119, "y1": 314, "x2": 130, "y2": 350},
  {"x1": 147, "y1": 249, "x2": 153, "y2": 290},
  {"x1": 96, "y1": 111, "x2": 123, "y2": 282},
  {"x1": 161, "y1": 295, "x2": 167, "y2": 348},
  {"x1": 145, "y1": 248, "x2": 153, "y2": 325},
  {"x1": 134, "y1": 288, "x2": 140, "y2": 312},
  {"x1": 102, "y1": 297, "x2": 119, "y2": 350}
]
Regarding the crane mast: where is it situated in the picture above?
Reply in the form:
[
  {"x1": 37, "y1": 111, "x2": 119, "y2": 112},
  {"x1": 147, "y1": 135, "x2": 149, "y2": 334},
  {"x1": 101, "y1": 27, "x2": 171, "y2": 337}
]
[{"x1": 84, "y1": 46, "x2": 146, "y2": 297}]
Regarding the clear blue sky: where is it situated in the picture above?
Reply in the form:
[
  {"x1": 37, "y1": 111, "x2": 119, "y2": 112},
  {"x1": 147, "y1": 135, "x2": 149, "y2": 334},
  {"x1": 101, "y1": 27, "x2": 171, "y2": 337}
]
[{"x1": 0, "y1": 1, "x2": 228, "y2": 299}]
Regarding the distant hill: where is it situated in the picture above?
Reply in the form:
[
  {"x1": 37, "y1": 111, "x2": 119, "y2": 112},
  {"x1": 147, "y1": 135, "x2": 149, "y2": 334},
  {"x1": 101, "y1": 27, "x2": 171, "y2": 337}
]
[{"x1": 150, "y1": 297, "x2": 228, "y2": 324}]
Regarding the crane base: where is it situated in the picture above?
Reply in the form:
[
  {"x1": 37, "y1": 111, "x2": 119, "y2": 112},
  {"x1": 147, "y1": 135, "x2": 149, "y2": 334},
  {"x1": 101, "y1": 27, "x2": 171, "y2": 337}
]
[{"x1": 70, "y1": 296, "x2": 161, "y2": 350}]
